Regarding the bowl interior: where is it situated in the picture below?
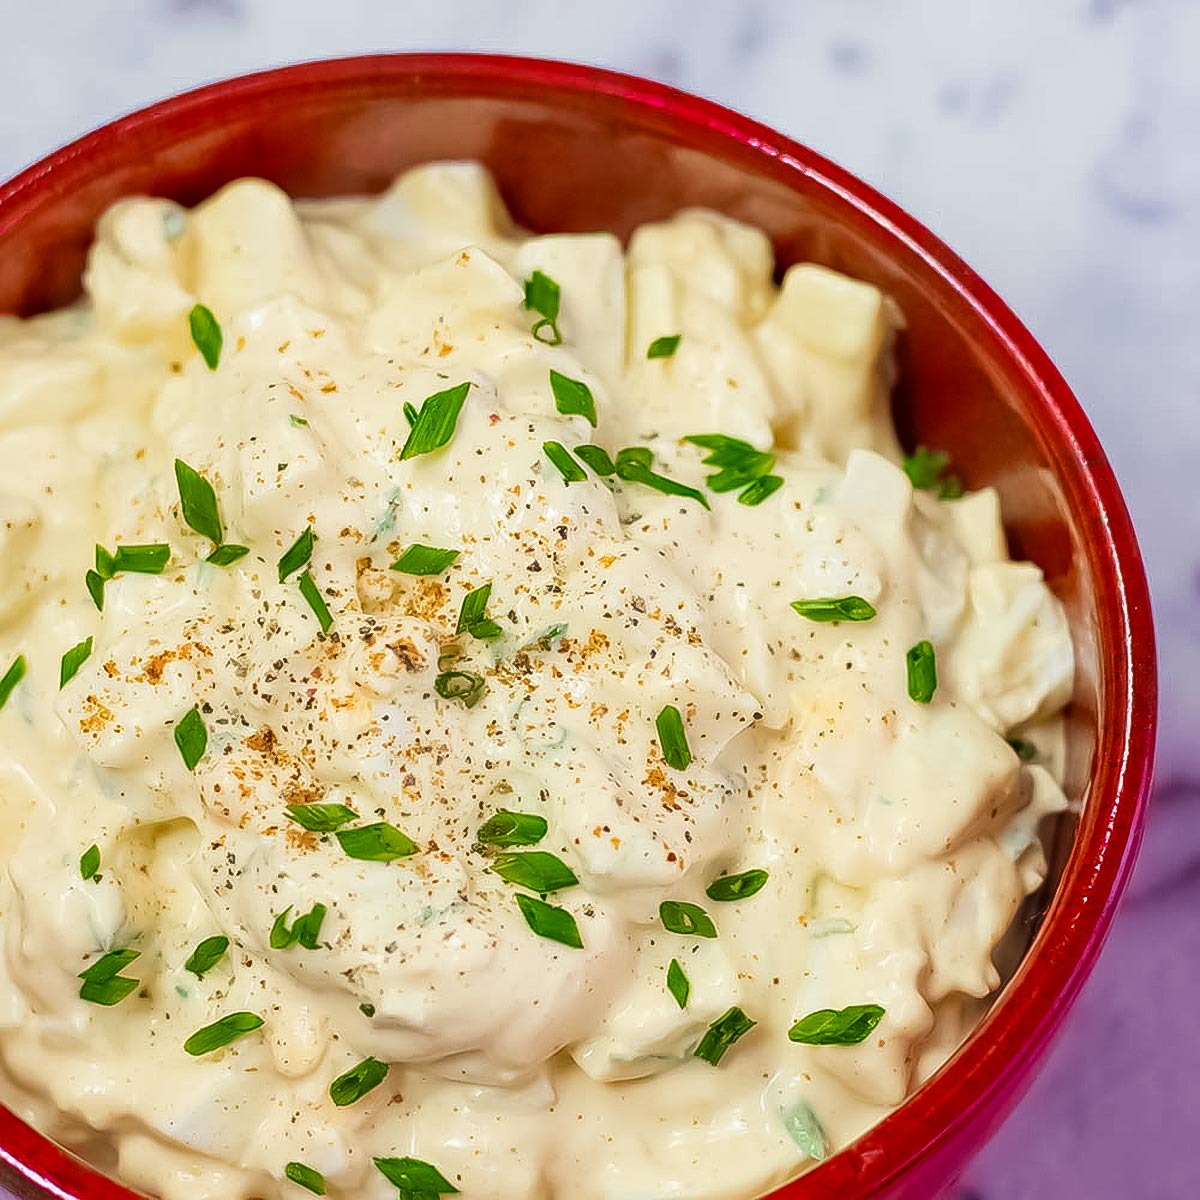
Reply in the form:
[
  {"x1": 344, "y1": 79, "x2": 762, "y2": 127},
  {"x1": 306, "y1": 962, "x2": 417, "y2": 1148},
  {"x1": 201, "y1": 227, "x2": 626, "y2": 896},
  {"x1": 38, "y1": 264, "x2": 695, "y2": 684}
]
[{"x1": 0, "y1": 55, "x2": 1153, "y2": 1200}]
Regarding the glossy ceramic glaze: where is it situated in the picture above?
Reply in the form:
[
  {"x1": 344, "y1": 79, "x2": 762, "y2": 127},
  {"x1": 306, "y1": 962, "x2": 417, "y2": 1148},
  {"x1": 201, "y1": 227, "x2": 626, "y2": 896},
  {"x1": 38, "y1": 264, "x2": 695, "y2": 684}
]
[{"x1": 0, "y1": 55, "x2": 1155, "y2": 1200}]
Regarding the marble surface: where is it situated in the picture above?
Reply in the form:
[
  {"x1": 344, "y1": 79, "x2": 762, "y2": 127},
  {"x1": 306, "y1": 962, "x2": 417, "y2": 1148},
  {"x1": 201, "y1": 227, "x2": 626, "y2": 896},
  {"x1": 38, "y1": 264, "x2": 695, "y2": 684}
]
[{"x1": 0, "y1": 1, "x2": 1194, "y2": 1196}]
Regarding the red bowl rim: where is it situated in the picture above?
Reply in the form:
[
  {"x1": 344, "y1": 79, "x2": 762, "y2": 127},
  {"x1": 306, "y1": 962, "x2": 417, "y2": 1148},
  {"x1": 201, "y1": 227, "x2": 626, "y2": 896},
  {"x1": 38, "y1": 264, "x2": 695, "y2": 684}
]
[{"x1": 0, "y1": 53, "x2": 1156, "y2": 1200}]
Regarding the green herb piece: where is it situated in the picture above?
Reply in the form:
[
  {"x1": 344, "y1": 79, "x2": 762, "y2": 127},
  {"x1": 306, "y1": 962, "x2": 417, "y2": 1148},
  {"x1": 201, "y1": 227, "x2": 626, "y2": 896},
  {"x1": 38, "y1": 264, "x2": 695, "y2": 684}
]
[
  {"x1": 403, "y1": 401, "x2": 419, "y2": 427},
  {"x1": 666, "y1": 959, "x2": 689, "y2": 1008},
  {"x1": 705, "y1": 869, "x2": 769, "y2": 902},
  {"x1": 0, "y1": 656, "x2": 26, "y2": 710},
  {"x1": 790, "y1": 596, "x2": 877, "y2": 623},
  {"x1": 655, "y1": 704, "x2": 692, "y2": 770},
  {"x1": 615, "y1": 448, "x2": 709, "y2": 509},
  {"x1": 373, "y1": 1157, "x2": 459, "y2": 1195},
  {"x1": 543, "y1": 440, "x2": 588, "y2": 483},
  {"x1": 183, "y1": 1011, "x2": 264, "y2": 1056},
  {"x1": 906, "y1": 640, "x2": 937, "y2": 704},
  {"x1": 788, "y1": 1003, "x2": 885, "y2": 1046},
  {"x1": 174, "y1": 459, "x2": 225, "y2": 546},
  {"x1": 477, "y1": 810, "x2": 548, "y2": 847},
  {"x1": 939, "y1": 474, "x2": 965, "y2": 500},
  {"x1": 110, "y1": 544, "x2": 171, "y2": 574},
  {"x1": 783, "y1": 1102, "x2": 829, "y2": 1161},
  {"x1": 574, "y1": 444, "x2": 616, "y2": 477},
  {"x1": 185, "y1": 935, "x2": 230, "y2": 978},
  {"x1": 549, "y1": 369, "x2": 597, "y2": 427},
  {"x1": 206, "y1": 543, "x2": 249, "y2": 567},
  {"x1": 174, "y1": 706, "x2": 207, "y2": 771},
  {"x1": 286, "y1": 802, "x2": 359, "y2": 832},
  {"x1": 902, "y1": 445, "x2": 963, "y2": 499},
  {"x1": 85, "y1": 569, "x2": 106, "y2": 610},
  {"x1": 659, "y1": 900, "x2": 717, "y2": 938},
  {"x1": 330, "y1": 1056, "x2": 388, "y2": 1107},
  {"x1": 684, "y1": 434, "x2": 775, "y2": 494},
  {"x1": 647, "y1": 334, "x2": 682, "y2": 359},
  {"x1": 1007, "y1": 736, "x2": 1039, "y2": 762},
  {"x1": 80, "y1": 844, "x2": 101, "y2": 882},
  {"x1": 455, "y1": 582, "x2": 502, "y2": 641},
  {"x1": 434, "y1": 669, "x2": 486, "y2": 708},
  {"x1": 188, "y1": 304, "x2": 222, "y2": 369},
  {"x1": 514, "y1": 892, "x2": 583, "y2": 949},
  {"x1": 336, "y1": 822, "x2": 418, "y2": 862},
  {"x1": 359, "y1": 1002, "x2": 376, "y2": 1018},
  {"x1": 523, "y1": 270, "x2": 563, "y2": 345},
  {"x1": 399, "y1": 382, "x2": 473, "y2": 460},
  {"x1": 289, "y1": 415, "x2": 309, "y2": 428},
  {"x1": 78, "y1": 947, "x2": 141, "y2": 1006},
  {"x1": 277, "y1": 527, "x2": 316, "y2": 582},
  {"x1": 298, "y1": 570, "x2": 333, "y2": 632},
  {"x1": 694, "y1": 1006, "x2": 756, "y2": 1066},
  {"x1": 391, "y1": 543, "x2": 460, "y2": 576},
  {"x1": 270, "y1": 903, "x2": 327, "y2": 951},
  {"x1": 739, "y1": 474, "x2": 785, "y2": 505},
  {"x1": 491, "y1": 851, "x2": 578, "y2": 893},
  {"x1": 95, "y1": 544, "x2": 116, "y2": 578},
  {"x1": 284, "y1": 1161, "x2": 326, "y2": 1195}
]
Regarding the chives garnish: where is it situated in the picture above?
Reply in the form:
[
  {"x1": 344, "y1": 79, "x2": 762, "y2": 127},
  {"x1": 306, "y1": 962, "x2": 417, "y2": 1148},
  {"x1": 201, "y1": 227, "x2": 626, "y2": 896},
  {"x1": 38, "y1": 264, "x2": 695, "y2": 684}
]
[
  {"x1": 373, "y1": 1157, "x2": 459, "y2": 1195},
  {"x1": 183, "y1": 1011, "x2": 264, "y2": 1056},
  {"x1": 514, "y1": 892, "x2": 583, "y2": 949},
  {"x1": 655, "y1": 704, "x2": 691, "y2": 770},
  {"x1": 185, "y1": 935, "x2": 230, "y2": 978},
  {"x1": 490, "y1": 851, "x2": 578, "y2": 893},
  {"x1": 549, "y1": 369, "x2": 597, "y2": 427},
  {"x1": 906, "y1": 640, "x2": 937, "y2": 703},
  {"x1": 174, "y1": 459, "x2": 225, "y2": 546},
  {"x1": 403, "y1": 401, "x2": 419, "y2": 427},
  {"x1": 284, "y1": 1162, "x2": 326, "y2": 1195},
  {"x1": 666, "y1": 959, "x2": 689, "y2": 1008},
  {"x1": 1007, "y1": 736, "x2": 1038, "y2": 762},
  {"x1": 399, "y1": 382, "x2": 473, "y2": 459},
  {"x1": 705, "y1": 869, "x2": 769, "y2": 902},
  {"x1": 788, "y1": 1003, "x2": 885, "y2": 1046},
  {"x1": 286, "y1": 802, "x2": 359, "y2": 832},
  {"x1": 85, "y1": 569, "x2": 106, "y2": 611},
  {"x1": 434, "y1": 669, "x2": 486, "y2": 708},
  {"x1": 477, "y1": 810, "x2": 548, "y2": 847},
  {"x1": 694, "y1": 1006, "x2": 756, "y2": 1066},
  {"x1": 206, "y1": 543, "x2": 250, "y2": 566},
  {"x1": 174, "y1": 706, "x2": 207, "y2": 771},
  {"x1": 783, "y1": 1102, "x2": 829, "y2": 1161},
  {"x1": 659, "y1": 900, "x2": 717, "y2": 938},
  {"x1": 789, "y1": 596, "x2": 877, "y2": 623},
  {"x1": 298, "y1": 570, "x2": 333, "y2": 632},
  {"x1": 523, "y1": 270, "x2": 563, "y2": 345},
  {"x1": 289, "y1": 414, "x2": 309, "y2": 428},
  {"x1": 647, "y1": 334, "x2": 682, "y2": 359},
  {"x1": 574, "y1": 444, "x2": 616, "y2": 477},
  {"x1": 270, "y1": 903, "x2": 327, "y2": 951},
  {"x1": 188, "y1": 303, "x2": 222, "y2": 370},
  {"x1": 457, "y1": 582, "x2": 502, "y2": 640},
  {"x1": 108, "y1": 544, "x2": 172, "y2": 575},
  {"x1": 80, "y1": 844, "x2": 101, "y2": 882},
  {"x1": 738, "y1": 474, "x2": 784, "y2": 506},
  {"x1": 78, "y1": 948, "x2": 140, "y2": 1006},
  {"x1": 902, "y1": 445, "x2": 963, "y2": 499},
  {"x1": 543, "y1": 440, "x2": 588, "y2": 483},
  {"x1": 615, "y1": 447, "x2": 709, "y2": 509},
  {"x1": 683, "y1": 432, "x2": 783, "y2": 505},
  {"x1": 335, "y1": 822, "x2": 418, "y2": 862},
  {"x1": 278, "y1": 526, "x2": 316, "y2": 582},
  {"x1": 391, "y1": 544, "x2": 460, "y2": 576},
  {"x1": 0, "y1": 656, "x2": 26, "y2": 710},
  {"x1": 329, "y1": 1056, "x2": 388, "y2": 1107}
]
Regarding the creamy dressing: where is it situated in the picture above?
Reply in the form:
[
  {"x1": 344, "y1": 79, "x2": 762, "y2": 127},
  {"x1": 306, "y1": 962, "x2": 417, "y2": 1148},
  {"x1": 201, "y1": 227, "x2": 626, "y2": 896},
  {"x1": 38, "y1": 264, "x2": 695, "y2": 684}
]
[{"x1": 0, "y1": 164, "x2": 1073, "y2": 1200}]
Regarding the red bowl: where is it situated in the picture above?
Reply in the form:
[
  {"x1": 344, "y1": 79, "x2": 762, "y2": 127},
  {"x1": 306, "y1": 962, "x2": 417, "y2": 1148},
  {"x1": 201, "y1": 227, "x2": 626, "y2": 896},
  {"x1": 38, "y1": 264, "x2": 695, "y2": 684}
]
[{"x1": 0, "y1": 55, "x2": 1155, "y2": 1200}]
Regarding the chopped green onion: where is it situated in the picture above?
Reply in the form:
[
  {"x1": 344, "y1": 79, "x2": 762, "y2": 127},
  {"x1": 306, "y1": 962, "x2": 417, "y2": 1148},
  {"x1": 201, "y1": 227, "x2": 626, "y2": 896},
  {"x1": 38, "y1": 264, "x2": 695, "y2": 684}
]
[
  {"x1": 705, "y1": 869, "x2": 769, "y2": 902},
  {"x1": 434, "y1": 669, "x2": 486, "y2": 708},
  {"x1": 543, "y1": 440, "x2": 588, "y2": 483},
  {"x1": 284, "y1": 1161, "x2": 326, "y2": 1195},
  {"x1": 647, "y1": 334, "x2": 682, "y2": 359},
  {"x1": 783, "y1": 1102, "x2": 829, "y2": 1161},
  {"x1": 684, "y1": 433, "x2": 782, "y2": 505},
  {"x1": 456, "y1": 582, "x2": 502, "y2": 641},
  {"x1": 906, "y1": 640, "x2": 937, "y2": 703},
  {"x1": 399, "y1": 382, "x2": 473, "y2": 459},
  {"x1": 615, "y1": 448, "x2": 709, "y2": 509},
  {"x1": 110, "y1": 544, "x2": 171, "y2": 574},
  {"x1": 666, "y1": 959, "x2": 689, "y2": 1008},
  {"x1": 514, "y1": 892, "x2": 583, "y2": 949},
  {"x1": 655, "y1": 704, "x2": 691, "y2": 770},
  {"x1": 78, "y1": 948, "x2": 141, "y2": 1006},
  {"x1": 694, "y1": 1006, "x2": 756, "y2": 1066},
  {"x1": 206, "y1": 543, "x2": 249, "y2": 567},
  {"x1": 330, "y1": 1056, "x2": 388, "y2": 1107},
  {"x1": 391, "y1": 543, "x2": 460, "y2": 576},
  {"x1": 336, "y1": 822, "x2": 418, "y2": 862},
  {"x1": 185, "y1": 935, "x2": 230, "y2": 978},
  {"x1": 174, "y1": 459, "x2": 225, "y2": 546},
  {"x1": 285, "y1": 802, "x2": 359, "y2": 832},
  {"x1": 490, "y1": 851, "x2": 578, "y2": 893},
  {"x1": 789, "y1": 596, "x2": 877, "y2": 623},
  {"x1": 373, "y1": 1156, "x2": 459, "y2": 1195},
  {"x1": 298, "y1": 570, "x2": 333, "y2": 632},
  {"x1": 270, "y1": 903, "x2": 327, "y2": 951},
  {"x1": 277, "y1": 527, "x2": 316, "y2": 582},
  {"x1": 477, "y1": 810, "x2": 548, "y2": 847},
  {"x1": 174, "y1": 706, "x2": 207, "y2": 771},
  {"x1": 359, "y1": 1002, "x2": 376, "y2": 1018},
  {"x1": 574, "y1": 444, "x2": 616, "y2": 477},
  {"x1": 903, "y1": 445, "x2": 963, "y2": 498},
  {"x1": 659, "y1": 900, "x2": 717, "y2": 938},
  {"x1": 788, "y1": 1003, "x2": 885, "y2": 1045},
  {"x1": 738, "y1": 475, "x2": 784, "y2": 505},
  {"x1": 523, "y1": 270, "x2": 563, "y2": 345},
  {"x1": 549, "y1": 369, "x2": 597, "y2": 427},
  {"x1": 0, "y1": 655, "x2": 26, "y2": 710},
  {"x1": 85, "y1": 569, "x2": 106, "y2": 610},
  {"x1": 289, "y1": 414, "x2": 309, "y2": 428},
  {"x1": 403, "y1": 401, "x2": 419, "y2": 427},
  {"x1": 1007, "y1": 736, "x2": 1038, "y2": 762},
  {"x1": 188, "y1": 303, "x2": 222, "y2": 370},
  {"x1": 183, "y1": 1011, "x2": 263, "y2": 1056},
  {"x1": 80, "y1": 844, "x2": 101, "y2": 882}
]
